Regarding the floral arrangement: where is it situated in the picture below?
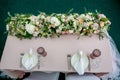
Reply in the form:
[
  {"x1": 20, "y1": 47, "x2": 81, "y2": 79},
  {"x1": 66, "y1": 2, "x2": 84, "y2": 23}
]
[{"x1": 6, "y1": 12, "x2": 111, "y2": 39}]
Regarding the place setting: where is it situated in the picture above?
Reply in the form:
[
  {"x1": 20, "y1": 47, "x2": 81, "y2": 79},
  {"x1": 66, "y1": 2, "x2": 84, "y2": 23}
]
[
  {"x1": 67, "y1": 49, "x2": 101, "y2": 75},
  {"x1": 20, "y1": 47, "x2": 47, "y2": 71}
]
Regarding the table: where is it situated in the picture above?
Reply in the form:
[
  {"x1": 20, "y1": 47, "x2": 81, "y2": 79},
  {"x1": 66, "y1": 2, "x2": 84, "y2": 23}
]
[{"x1": 0, "y1": 35, "x2": 113, "y2": 73}]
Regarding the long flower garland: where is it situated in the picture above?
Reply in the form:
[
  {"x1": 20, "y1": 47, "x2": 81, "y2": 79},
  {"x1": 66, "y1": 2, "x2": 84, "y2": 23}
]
[{"x1": 6, "y1": 12, "x2": 111, "y2": 39}]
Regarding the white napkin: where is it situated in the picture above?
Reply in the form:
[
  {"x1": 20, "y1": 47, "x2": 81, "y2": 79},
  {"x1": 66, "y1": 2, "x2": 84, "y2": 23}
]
[
  {"x1": 71, "y1": 51, "x2": 89, "y2": 75},
  {"x1": 22, "y1": 48, "x2": 38, "y2": 70}
]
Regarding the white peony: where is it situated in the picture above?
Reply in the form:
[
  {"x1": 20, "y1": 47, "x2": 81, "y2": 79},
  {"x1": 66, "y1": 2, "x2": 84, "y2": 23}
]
[
  {"x1": 50, "y1": 17, "x2": 61, "y2": 26},
  {"x1": 25, "y1": 24, "x2": 35, "y2": 34}
]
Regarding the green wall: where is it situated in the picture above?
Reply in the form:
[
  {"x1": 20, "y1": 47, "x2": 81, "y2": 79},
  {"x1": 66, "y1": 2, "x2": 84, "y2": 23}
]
[{"x1": 0, "y1": 0, "x2": 120, "y2": 59}]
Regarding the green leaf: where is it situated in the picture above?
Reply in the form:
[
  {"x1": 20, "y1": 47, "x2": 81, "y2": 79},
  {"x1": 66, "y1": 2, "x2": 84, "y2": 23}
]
[{"x1": 100, "y1": 18, "x2": 108, "y2": 22}]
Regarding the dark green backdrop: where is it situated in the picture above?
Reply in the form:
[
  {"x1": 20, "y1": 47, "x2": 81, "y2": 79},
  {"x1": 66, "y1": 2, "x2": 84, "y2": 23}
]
[{"x1": 0, "y1": 0, "x2": 120, "y2": 59}]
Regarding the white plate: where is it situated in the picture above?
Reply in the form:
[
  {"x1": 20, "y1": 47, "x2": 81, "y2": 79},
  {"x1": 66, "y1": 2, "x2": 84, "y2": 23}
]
[
  {"x1": 71, "y1": 52, "x2": 89, "y2": 74},
  {"x1": 22, "y1": 53, "x2": 38, "y2": 70}
]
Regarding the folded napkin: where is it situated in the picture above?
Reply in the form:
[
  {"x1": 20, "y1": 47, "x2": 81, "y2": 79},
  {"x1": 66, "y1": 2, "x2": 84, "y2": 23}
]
[
  {"x1": 71, "y1": 51, "x2": 89, "y2": 75},
  {"x1": 22, "y1": 48, "x2": 38, "y2": 70}
]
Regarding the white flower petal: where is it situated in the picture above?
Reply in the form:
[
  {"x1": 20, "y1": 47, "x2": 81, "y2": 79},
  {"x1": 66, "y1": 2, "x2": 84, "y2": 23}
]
[
  {"x1": 6, "y1": 25, "x2": 9, "y2": 31},
  {"x1": 25, "y1": 24, "x2": 35, "y2": 34},
  {"x1": 29, "y1": 15, "x2": 37, "y2": 22},
  {"x1": 50, "y1": 17, "x2": 61, "y2": 26}
]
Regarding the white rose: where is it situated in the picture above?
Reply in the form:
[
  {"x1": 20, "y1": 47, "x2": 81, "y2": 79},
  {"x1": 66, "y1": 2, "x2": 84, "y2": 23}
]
[
  {"x1": 25, "y1": 24, "x2": 35, "y2": 34},
  {"x1": 50, "y1": 17, "x2": 61, "y2": 26},
  {"x1": 29, "y1": 15, "x2": 37, "y2": 22}
]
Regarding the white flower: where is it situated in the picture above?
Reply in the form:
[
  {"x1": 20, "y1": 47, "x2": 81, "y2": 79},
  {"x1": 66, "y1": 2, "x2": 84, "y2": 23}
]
[
  {"x1": 69, "y1": 30, "x2": 74, "y2": 33},
  {"x1": 33, "y1": 31, "x2": 39, "y2": 36},
  {"x1": 73, "y1": 20, "x2": 79, "y2": 28},
  {"x1": 25, "y1": 24, "x2": 35, "y2": 34},
  {"x1": 56, "y1": 14, "x2": 62, "y2": 16},
  {"x1": 85, "y1": 14, "x2": 94, "y2": 21},
  {"x1": 73, "y1": 21, "x2": 77, "y2": 27},
  {"x1": 61, "y1": 14, "x2": 66, "y2": 22},
  {"x1": 56, "y1": 29, "x2": 61, "y2": 33},
  {"x1": 83, "y1": 22, "x2": 93, "y2": 27},
  {"x1": 61, "y1": 14, "x2": 65, "y2": 18},
  {"x1": 29, "y1": 15, "x2": 37, "y2": 22},
  {"x1": 98, "y1": 14, "x2": 106, "y2": 19},
  {"x1": 46, "y1": 16, "x2": 51, "y2": 22},
  {"x1": 61, "y1": 18, "x2": 65, "y2": 22},
  {"x1": 40, "y1": 15, "x2": 45, "y2": 19},
  {"x1": 6, "y1": 25, "x2": 9, "y2": 31},
  {"x1": 50, "y1": 17, "x2": 61, "y2": 26},
  {"x1": 18, "y1": 25, "x2": 25, "y2": 29},
  {"x1": 91, "y1": 23, "x2": 99, "y2": 29},
  {"x1": 67, "y1": 15, "x2": 74, "y2": 21},
  {"x1": 80, "y1": 13, "x2": 94, "y2": 21},
  {"x1": 83, "y1": 22, "x2": 89, "y2": 27},
  {"x1": 79, "y1": 14, "x2": 86, "y2": 19},
  {"x1": 88, "y1": 12, "x2": 92, "y2": 15},
  {"x1": 59, "y1": 25, "x2": 63, "y2": 30},
  {"x1": 36, "y1": 21, "x2": 39, "y2": 25}
]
